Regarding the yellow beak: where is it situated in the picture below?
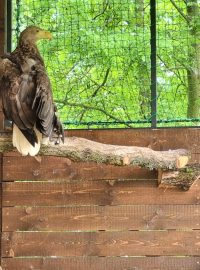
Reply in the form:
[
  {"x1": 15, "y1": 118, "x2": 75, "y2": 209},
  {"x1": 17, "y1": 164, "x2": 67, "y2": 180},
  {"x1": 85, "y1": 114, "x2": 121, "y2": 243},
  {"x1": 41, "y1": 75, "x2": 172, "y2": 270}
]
[{"x1": 38, "y1": 30, "x2": 52, "y2": 40}]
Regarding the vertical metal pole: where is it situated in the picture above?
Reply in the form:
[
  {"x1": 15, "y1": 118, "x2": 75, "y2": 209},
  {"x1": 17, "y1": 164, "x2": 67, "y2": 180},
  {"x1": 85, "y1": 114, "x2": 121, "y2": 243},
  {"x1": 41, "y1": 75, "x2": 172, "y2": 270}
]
[
  {"x1": 4, "y1": 0, "x2": 12, "y2": 131},
  {"x1": 6, "y1": 0, "x2": 12, "y2": 52},
  {"x1": 150, "y1": 0, "x2": 157, "y2": 128},
  {"x1": 0, "y1": 1, "x2": 6, "y2": 132}
]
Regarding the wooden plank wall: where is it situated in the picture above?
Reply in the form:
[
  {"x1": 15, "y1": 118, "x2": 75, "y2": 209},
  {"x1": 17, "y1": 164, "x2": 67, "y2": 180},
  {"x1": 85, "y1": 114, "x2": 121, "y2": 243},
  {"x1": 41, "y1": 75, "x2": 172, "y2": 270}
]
[{"x1": 1, "y1": 129, "x2": 200, "y2": 270}]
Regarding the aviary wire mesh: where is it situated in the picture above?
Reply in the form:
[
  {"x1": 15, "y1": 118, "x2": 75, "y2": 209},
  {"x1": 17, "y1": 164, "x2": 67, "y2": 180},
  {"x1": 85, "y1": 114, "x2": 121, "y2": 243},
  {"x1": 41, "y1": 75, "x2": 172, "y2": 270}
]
[
  {"x1": 12, "y1": 0, "x2": 200, "y2": 128},
  {"x1": 157, "y1": 0, "x2": 200, "y2": 127}
]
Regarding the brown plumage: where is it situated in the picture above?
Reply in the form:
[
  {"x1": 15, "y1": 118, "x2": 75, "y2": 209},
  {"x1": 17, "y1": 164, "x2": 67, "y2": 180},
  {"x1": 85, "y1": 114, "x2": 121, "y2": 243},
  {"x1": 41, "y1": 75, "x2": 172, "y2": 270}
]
[{"x1": 0, "y1": 26, "x2": 64, "y2": 156}]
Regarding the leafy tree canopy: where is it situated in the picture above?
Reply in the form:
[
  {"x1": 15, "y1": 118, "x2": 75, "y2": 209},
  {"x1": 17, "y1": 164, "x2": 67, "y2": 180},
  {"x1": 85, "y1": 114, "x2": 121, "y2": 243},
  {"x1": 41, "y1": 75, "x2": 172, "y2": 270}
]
[{"x1": 12, "y1": 0, "x2": 200, "y2": 128}]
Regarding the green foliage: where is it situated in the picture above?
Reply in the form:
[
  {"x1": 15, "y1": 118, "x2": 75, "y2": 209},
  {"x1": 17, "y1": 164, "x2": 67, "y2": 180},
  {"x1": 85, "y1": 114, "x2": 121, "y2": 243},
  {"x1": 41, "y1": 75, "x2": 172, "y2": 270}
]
[{"x1": 12, "y1": 0, "x2": 200, "y2": 128}]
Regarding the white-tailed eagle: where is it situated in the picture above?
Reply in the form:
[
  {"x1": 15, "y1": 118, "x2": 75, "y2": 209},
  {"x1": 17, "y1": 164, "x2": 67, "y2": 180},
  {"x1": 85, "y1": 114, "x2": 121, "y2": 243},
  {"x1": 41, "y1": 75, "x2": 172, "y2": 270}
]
[{"x1": 0, "y1": 26, "x2": 64, "y2": 156}]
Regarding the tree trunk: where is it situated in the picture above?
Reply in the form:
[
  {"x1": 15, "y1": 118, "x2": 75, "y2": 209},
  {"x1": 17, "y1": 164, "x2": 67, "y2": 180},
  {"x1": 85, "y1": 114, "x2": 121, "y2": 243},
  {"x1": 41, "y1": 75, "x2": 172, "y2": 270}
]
[
  {"x1": 135, "y1": 0, "x2": 151, "y2": 119},
  {"x1": 187, "y1": 0, "x2": 200, "y2": 118}
]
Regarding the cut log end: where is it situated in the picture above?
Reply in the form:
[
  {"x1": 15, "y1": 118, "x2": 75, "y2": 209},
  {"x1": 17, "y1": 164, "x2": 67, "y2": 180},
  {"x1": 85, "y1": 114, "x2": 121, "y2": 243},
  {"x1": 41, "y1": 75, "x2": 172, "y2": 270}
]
[
  {"x1": 123, "y1": 156, "x2": 130, "y2": 165},
  {"x1": 176, "y1": 156, "x2": 189, "y2": 169}
]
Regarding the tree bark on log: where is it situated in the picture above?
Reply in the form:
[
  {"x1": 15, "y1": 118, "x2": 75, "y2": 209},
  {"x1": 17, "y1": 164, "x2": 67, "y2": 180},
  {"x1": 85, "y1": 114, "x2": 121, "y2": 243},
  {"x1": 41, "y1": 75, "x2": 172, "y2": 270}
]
[
  {"x1": 0, "y1": 135, "x2": 190, "y2": 170},
  {"x1": 158, "y1": 164, "x2": 200, "y2": 190}
]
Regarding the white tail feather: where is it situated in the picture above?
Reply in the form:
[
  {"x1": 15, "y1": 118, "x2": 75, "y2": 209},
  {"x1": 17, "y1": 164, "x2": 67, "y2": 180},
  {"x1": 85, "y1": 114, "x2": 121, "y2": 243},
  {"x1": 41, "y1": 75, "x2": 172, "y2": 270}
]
[{"x1": 12, "y1": 124, "x2": 42, "y2": 156}]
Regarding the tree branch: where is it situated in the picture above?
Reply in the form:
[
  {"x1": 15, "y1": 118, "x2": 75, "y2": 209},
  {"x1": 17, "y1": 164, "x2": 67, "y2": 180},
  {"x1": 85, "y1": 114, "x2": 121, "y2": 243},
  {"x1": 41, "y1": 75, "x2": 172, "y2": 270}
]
[
  {"x1": 79, "y1": 67, "x2": 111, "y2": 122},
  {"x1": 170, "y1": 0, "x2": 190, "y2": 23},
  {"x1": 92, "y1": 0, "x2": 109, "y2": 20},
  {"x1": 157, "y1": 54, "x2": 187, "y2": 87},
  {"x1": 92, "y1": 67, "x2": 110, "y2": 97},
  {"x1": 55, "y1": 100, "x2": 135, "y2": 128}
]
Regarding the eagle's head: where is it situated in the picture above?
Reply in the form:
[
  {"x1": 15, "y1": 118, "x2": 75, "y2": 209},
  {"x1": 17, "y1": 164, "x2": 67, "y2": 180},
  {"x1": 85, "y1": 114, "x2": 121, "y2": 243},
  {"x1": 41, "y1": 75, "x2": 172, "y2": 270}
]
[{"x1": 19, "y1": 26, "x2": 52, "y2": 44}]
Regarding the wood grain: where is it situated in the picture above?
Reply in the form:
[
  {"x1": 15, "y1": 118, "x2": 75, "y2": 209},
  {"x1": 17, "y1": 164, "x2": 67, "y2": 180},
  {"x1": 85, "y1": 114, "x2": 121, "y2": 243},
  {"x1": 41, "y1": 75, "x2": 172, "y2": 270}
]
[
  {"x1": 3, "y1": 128, "x2": 200, "y2": 153},
  {"x1": 68, "y1": 128, "x2": 200, "y2": 163},
  {"x1": 1, "y1": 128, "x2": 200, "y2": 270},
  {"x1": 2, "y1": 231, "x2": 200, "y2": 257},
  {"x1": 2, "y1": 257, "x2": 200, "y2": 270},
  {"x1": 2, "y1": 205, "x2": 200, "y2": 231},
  {"x1": 2, "y1": 128, "x2": 200, "y2": 162},
  {"x1": 66, "y1": 128, "x2": 200, "y2": 155},
  {"x1": 3, "y1": 180, "x2": 200, "y2": 206},
  {"x1": 2, "y1": 155, "x2": 157, "y2": 181}
]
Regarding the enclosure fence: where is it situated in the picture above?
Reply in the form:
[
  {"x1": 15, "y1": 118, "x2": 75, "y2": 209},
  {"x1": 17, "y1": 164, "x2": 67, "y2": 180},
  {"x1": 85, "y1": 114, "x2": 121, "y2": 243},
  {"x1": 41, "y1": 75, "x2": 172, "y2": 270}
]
[{"x1": 9, "y1": 0, "x2": 200, "y2": 128}]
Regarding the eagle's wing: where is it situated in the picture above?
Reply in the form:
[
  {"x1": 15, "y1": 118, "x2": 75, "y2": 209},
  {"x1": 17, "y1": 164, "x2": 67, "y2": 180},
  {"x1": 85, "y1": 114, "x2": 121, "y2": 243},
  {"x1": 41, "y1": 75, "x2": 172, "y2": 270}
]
[
  {"x1": 32, "y1": 64, "x2": 64, "y2": 141},
  {"x1": 0, "y1": 57, "x2": 64, "y2": 146}
]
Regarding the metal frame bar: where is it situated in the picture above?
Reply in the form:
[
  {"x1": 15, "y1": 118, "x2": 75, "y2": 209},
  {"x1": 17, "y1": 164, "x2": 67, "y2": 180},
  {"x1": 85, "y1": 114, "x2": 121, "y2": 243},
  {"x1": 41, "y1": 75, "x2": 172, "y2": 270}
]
[
  {"x1": 6, "y1": 0, "x2": 12, "y2": 53},
  {"x1": 3, "y1": 0, "x2": 12, "y2": 131},
  {"x1": 150, "y1": 0, "x2": 157, "y2": 128}
]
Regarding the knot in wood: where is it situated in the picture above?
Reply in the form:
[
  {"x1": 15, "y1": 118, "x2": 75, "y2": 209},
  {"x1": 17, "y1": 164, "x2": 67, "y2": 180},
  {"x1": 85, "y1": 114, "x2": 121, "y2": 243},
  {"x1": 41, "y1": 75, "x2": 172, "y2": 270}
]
[
  {"x1": 32, "y1": 169, "x2": 40, "y2": 176},
  {"x1": 25, "y1": 207, "x2": 32, "y2": 214}
]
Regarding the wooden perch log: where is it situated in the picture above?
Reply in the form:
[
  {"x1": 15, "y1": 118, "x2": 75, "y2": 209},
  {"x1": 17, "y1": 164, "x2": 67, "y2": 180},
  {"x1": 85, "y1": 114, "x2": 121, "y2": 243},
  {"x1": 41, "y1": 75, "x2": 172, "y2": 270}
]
[
  {"x1": 158, "y1": 164, "x2": 200, "y2": 190},
  {"x1": 0, "y1": 135, "x2": 190, "y2": 170}
]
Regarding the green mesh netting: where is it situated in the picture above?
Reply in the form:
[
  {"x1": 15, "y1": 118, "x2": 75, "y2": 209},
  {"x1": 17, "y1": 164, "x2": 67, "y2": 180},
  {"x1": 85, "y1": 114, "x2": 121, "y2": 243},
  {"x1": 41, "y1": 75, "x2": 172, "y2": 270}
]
[
  {"x1": 156, "y1": 0, "x2": 200, "y2": 127},
  {"x1": 11, "y1": 0, "x2": 200, "y2": 128}
]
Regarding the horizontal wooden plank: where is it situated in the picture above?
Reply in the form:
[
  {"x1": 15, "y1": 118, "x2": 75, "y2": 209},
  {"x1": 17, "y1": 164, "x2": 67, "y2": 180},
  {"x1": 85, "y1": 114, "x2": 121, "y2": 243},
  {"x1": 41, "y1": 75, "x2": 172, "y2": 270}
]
[
  {"x1": 3, "y1": 180, "x2": 200, "y2": 206},
  {"x1": 66, "y1": 129, "x2": 200, "y2": 158},
  {"x1": 2, "y1": 231, "x2": 200, "y2": 257},
  {"x1": 67, "y1": 128, "x2": 200, "y2": 150},
  {"x1": 3, "y1": 129, "x2": 200, "y2": 163},
  {"x1": 3, "y1": 205, "x2": 200, "y2": 231},
  {"x1": 2, "y1": 257, "x2": 200, "y2": 270},
  {"x1": 3, "y1": 156, "x2": 157, "y2": 181},
  {"x1": 3, "y1": 128, "x2": 200, "y2": 151}
]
